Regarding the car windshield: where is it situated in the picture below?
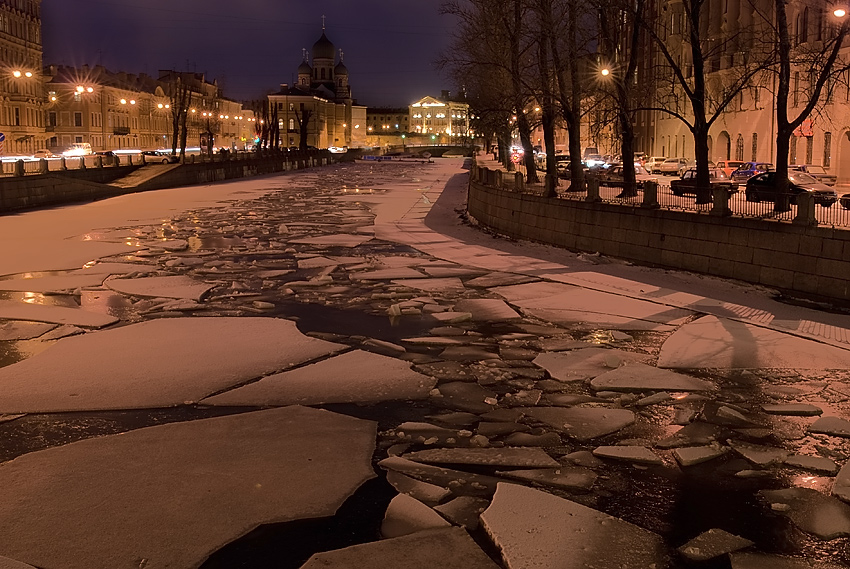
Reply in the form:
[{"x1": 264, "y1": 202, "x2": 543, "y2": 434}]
[
  {"x1": 789, "y1": 172, "x2": 818, "y2": 184},
  {"x1": 709, "y1": 169, "x2": 729, "y2": 179}
]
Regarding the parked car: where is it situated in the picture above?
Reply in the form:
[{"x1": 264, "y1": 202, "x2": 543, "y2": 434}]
[
  {"x1": 32, "y1": 149, "x2": 58, "y2": 159},
  {"x1": 744, "y1": 171, "x2": 838, "y2": 207},
  {"x1": 142, "y1": 150, "x2": 179, "y2": 164},
  {"x1": 731, "y1": 161, "x2": 773, "y2": 183},
  {"x1": 670, "y1": 168, "x2": 738, "y2": 197},
  {"x1": 716, "y1": 160, "x2": 746, "y2": 177},
  {"x1": 645, "y1": 156, "x2": 667, "y2": 173},
  {"x1": 841, "y1": 193, "x2": 850, "y2": 210},
  {"x1": 598, "y1": 164, "x2": 656, "y2": 187},
  {"x1": 657, "y1": 157, "x2": 689, "y2": 175},
  {"x1": 790, "y1": 164, "x2": 837, "y2": 186},
  {"x1": 584, "y1": 154, "x2": 607, "y2": 169},
  {"x1": 677, "y1": 159, "x2": 716, "y2": 177}
]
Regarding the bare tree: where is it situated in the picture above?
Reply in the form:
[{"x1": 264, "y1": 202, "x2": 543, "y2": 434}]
[
  {"x1": 771, "y1": 0, "x2": 850, "y2": 207},
  {"x1": 167, "y1": 76, "x2": 191, "y2": 157},
  {"x1": 642, "y1": 0, "x2": 773, "y2": 203},
  {"x1": 294, "y1": 107, "x2": 313, "y2": 150}
]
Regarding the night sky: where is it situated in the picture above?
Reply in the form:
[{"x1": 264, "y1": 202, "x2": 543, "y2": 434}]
[{"x1": 42, "y1": 0, "x2": 458, "y2": 107}]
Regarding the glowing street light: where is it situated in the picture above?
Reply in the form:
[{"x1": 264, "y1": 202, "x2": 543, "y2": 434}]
[
  {"x1": 601, "y1": 68, "x2": 610, "y2": 77},
  {"x1": 835, "y1": 8, "x2": 847, "y2": 17},
  {"x1": 12, "y1": 70, "x2": 21, "y2": 78}
]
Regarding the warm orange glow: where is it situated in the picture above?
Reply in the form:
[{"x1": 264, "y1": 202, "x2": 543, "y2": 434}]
[
  {"x1": 835, "y1": 8, "x2": 847, "y2": 17},
  {"x1": 601, "y1": 68, "x2": 610, "y2": 76}
]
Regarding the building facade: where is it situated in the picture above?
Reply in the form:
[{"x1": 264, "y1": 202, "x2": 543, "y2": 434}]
[
  {"x1": 0, "y1": 0, "x2": 46, "y2": 155},
  {"x1": 409, "y1": 92, "x2": 470, "y2": 141},
  {"x1": 268, "y1": 28, "x2": 367, "y2": 149}
]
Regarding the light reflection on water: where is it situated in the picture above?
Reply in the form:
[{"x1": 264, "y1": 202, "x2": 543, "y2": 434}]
[
  {"x1": 186, "y1": 236, "x2": 244, "y2": 252},
  {"x1": 0, "y1": 338, "x2": 52, "y2": 368}
]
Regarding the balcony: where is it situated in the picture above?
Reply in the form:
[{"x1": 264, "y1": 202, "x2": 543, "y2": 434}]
[{"x1": 113, "y1": 126, "x2": 131, "y2": 135}]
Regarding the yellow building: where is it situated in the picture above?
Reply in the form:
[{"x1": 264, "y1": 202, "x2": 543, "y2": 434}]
[
  {"x1": 0, "y1": 0, "x2": 47, "y2": 155},
  {"x1": 409, "y1": 92, "x2": 470, "y2": 141}
]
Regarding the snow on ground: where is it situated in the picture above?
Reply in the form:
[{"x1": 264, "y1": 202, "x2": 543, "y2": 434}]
[{"x1": 658, "y1": 315, "x2": 850, "y2": 369}]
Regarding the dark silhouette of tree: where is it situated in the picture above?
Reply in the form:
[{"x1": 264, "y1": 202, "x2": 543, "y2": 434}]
[{"x1": 294, "y1": 107, "x2": 313, "y2": 150}]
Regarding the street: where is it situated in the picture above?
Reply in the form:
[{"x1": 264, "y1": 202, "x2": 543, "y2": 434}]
[{"x1": 0, "y1": 158, "x2": 850, "y2": 568}]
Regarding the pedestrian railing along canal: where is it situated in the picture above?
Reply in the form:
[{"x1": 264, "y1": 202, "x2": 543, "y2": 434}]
[{"x1": 517, "y1": 174, "x2": 850, "y2": 229}]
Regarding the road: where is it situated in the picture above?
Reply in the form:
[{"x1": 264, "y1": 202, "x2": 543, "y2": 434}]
[{"x1": 0, "y1": 158, "x2": 849, "y2": 568}]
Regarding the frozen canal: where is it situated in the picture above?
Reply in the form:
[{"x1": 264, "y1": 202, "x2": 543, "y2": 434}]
[{"x1": 1, "y1": 158, "x2": 850, "y2": 568}]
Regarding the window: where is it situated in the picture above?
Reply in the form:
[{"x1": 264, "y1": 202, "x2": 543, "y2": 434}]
[
  {"x1": 74, "y1": 112, "x2": 82, "y2": 127},
  {"x1": 806, "y1": 136, "x2": 814, "y2": 164},
  {"x1": 289, "y1": 103, "x2": 294, "y2": 111},
  {"x1": 289, "y1": 118, "x2": 294, "y2": 130},
  {"x1": 14, "y1": 107, "x2": 20, "y2": 126},
  {"x1": 790, "y1": 137, "x2": 797, "y2": 164},
  {"x1": 751, "y1": 133, "x2": 758, "y2": 160},
  {"x1": 735, "y1": 134, "x2": 744, "y2": 161},
  {"x1": 824, "y1": 132, "x2": 832, "y2": 167},
  {"x1": 793, "y1": 72, "x2": 799, "y2": 106},
  {"x1": 48, "y1": 111, "x2": 56, "y2": 126}
]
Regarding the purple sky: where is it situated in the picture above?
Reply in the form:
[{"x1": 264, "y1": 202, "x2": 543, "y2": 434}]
[{"x1": 42, "y1": 0, "x2": 458, "y2": 107}]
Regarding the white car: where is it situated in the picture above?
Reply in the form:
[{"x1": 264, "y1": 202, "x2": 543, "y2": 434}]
[
  {"x1": 657, "y1": 157, "x2": 688, "y2": 175},
  {"x1": 645, "y1": 156, "x2": 667, "y2": 173}
]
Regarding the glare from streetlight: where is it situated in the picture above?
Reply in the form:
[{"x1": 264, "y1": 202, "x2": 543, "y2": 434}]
[
  {"x1": 601, "y1": 68, "x2": 610, "y2": 76},
  {"x1": 835, "y1": 8, "x2": 847, "y2": 17},
  {"x1": 12, "y1": 70, "x2": 21, "y2": 77}
]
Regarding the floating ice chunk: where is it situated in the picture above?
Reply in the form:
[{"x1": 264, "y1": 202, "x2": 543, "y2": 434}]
[
  {"x1": 760, "y1": 487, "x2": 850, "y2": 539},
  {"x1": 678, "y1": 528, "x2": 754, "y2": 561},
  {"x1": 452, "y1": 299, "x2": 520, "y2": 322},
  {"x1": 300, "y1": 527, "x2": 501, "y2": 569},
  {"x1": 496, "y1": 467, "x2": 597, "y2": 491},
  {"x1": 381, "y1": 493, "x2": 453, "y2": 538},
  {"x1": 785, "y1": 454, "x2": 839, "y2": 476},
  {"x1": 730, "y1": 441, "x2": 788, "y2": 467},
  {"x1": 402, "y1": 447, "x2": 559, "y2": 468},
  {"x1": 524, "y1": 407, "x2": 636, "y2": 441},
  {"x1": 0, "y1": 301, "x2": 118, "y2": 328},
  {"x1": 590, "y1": 363, "x2": 715, "y2": 392},
  {"x1": 533, "y1": 348, "x2": 648, "y2": 383},
  {"x1": 761, "y1": 404, "x2": 823, "y2": 416},
  {"x1": 592, "y1": 446, "x2": 663, "y2": 466},
  {"x1": 672, "y1": 446, "x2": 728, "y2": 467},
  {"x1": 203, "y1": 350, "x2": 435, "y2": 407},
  {"x1": 105, "y1": 275, "x2": 213, "y2": 301},
  {"x1": 809, "y1": 416, "x2": 850, "y2": 437},
  {"x1": 392, "y1": 277, "x2": 465, "y2": 292},
  {"x1": 0, "y1": 321, "x2": 56, "y2": 341},
  {"x1": 480, "y1": 483, "x2": 669, "y2": 569},
  {"x1": 379, "y1": 456, "x2": 500, "y2": 497},
  {"x1": 0, "y1": 317, "x2": 345, "y2": 413},
  {"x1": 386, "y1": 471, "x2": 451, "y2": 506},
  {"x1": 0, "y1": 406, "x2": 376, "y2": 569}
]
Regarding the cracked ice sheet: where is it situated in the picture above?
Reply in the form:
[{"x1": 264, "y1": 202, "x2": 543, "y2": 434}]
[
  {"x1": 0, "y1": 317, "x2": 345, "y2": 413},
  {"x1": 0, "y1": 301, "x2": 118, "y2": 328},
  {"x1": 481, "y1": 483, "x2": 669, "y2": 569},
  {"x1": 0, "y1": 406, "x2": 376, "y2": 569},
  {"x1": 288, "y1": 234, "x2": 374, "y2": 247},
  {"x1": 202, "y1": 350, "x2": 437, "y2": 406},
  {"x1": 300, "y1": 527, "x2": 501, "y2": 569},
  {"x1": 392, "y1": 277, "x2": 465, "y2": 292},
  {"x1": 104, "y1": 275, "x2": 213, "y2": 301},
  {"x1": 657, "y1": 315, "x2": 850, "y2": 369},
  {"x1": 0, "y1": 240, "x2": 139, "y2": 278},
  {"x1": 492, "y1": 281, "x2": 692, "y2": 330}
]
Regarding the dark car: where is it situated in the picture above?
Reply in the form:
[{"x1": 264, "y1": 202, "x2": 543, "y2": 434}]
[
  {"x1": 670, "y1": 167, "x2": 738, "y2": 196},
  {"x1": 745, "y1": 171, "x2": 838, "y2": 207},
  {"x1": 731, "y1": 161, "x2": 773, "y2": 183},
  {"x1": 790, "y1": 164, "x2": 837, "y2": 186},
  {"x1": 841, "y1": 194, "x2": 850, "y2": 210},
  {"x1": 598, "y1": 164, "x2": 656, "y2": 187},
  {"x1": 142, "y1": 150, "x2": 179, "y2": 164}
]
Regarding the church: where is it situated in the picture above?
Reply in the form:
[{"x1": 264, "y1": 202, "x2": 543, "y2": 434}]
[{"x1": 268, "y1": 26, "x2": 367, "y2": 149}]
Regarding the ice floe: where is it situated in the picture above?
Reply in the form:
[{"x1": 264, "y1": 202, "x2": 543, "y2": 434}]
[{"x1": 104, "y1": 275, "x2": 214, "y2": 300}]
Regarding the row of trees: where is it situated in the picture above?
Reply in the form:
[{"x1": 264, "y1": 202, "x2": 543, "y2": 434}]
[{"x1": 440, "y1": 0, "x2": 850, "y2": 205}]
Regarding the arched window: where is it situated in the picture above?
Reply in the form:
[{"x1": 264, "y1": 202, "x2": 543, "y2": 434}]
[
  {"x1": 289, "y1": 118, "x2": 294, "y2": 130},
  {"x1": 321, "y1": 68, "x2": 326, "y2": 80},
  {"x1": 751, "y1": 133, "x2": 758, "y2": 161},
  {"x1": 798, "y1": 8, "x2": 809, "y2": 44},
  {"x1": 735, "y1": 134, "x2": 744, "y2": 161}
]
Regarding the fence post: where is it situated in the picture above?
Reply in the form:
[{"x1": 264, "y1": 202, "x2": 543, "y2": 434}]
[
  {"x1": 710, "y1": 187, "x2": 731, "y2": 216},
  {"x1": 792, "y1": 192, "x2": 817, "y2": 226},
  {"x1": 642, "y1": 180, "x2": 659, "y2": 208},
  {"x1": 514, "y1": 172, "x2": 524, "y2": 192},
  {"x1": 95, "y1": 156, "x2": 103, "y2": 169},
  {"x1": 13, "y1": 159, "x2": 24, "y2": 177},
  {"x1": 60, "y1": 157, "x2": 67, "y2": 170},
  {"x1": 585, "y1": 175, "x2": 601, "y2": 202},
  {"x1": 39, "y1": 158, "x2": 48, "y2": 174}
]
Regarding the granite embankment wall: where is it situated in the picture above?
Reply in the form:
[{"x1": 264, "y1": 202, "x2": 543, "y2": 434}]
[
  {"x1": 0, "y1": 151, "x2": 330, "y2": 214},
  {"x1": 467, "y1": 171, "x2": 850, "y2": 304}
]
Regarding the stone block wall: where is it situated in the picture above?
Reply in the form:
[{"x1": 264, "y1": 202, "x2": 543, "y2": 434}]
[{"x1": 468, "y1": 177, "x2": 850, "y2": 303}]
